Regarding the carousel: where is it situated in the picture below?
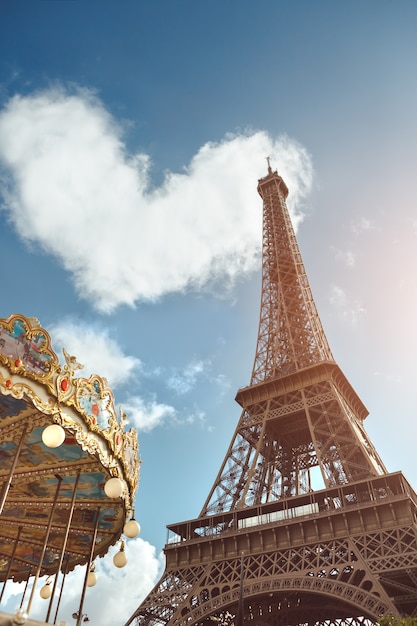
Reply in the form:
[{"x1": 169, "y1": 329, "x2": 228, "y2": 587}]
[{"x1": 0, "y1": 314, "x2": 141, "y2": 626}]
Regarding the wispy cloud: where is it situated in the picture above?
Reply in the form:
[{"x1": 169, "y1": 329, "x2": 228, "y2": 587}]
[
  {"x1": 122, "y1": 395, "x2": 176, "y2": 432},
  {"x1": 123, "y1": 395, "x2": 210, "y2": 431},
  {"x1": 329, "y1": 284, "x2": 366, "y2": 325},
  {"x1": 373, "y1": 370, "x2": 402, "y2": 385},
  {"x1": 350, "y1": 216, "x2": 376, "y2": 234},
  {"x1": 331, "y1": 246, "x2": 356, "y2": 268},
  {"x1": 0, "y1": 86, "x2": 313, "y2": 312},
  {"x1": 167, "y1": 359, "x2": 207, "y2": 395}
]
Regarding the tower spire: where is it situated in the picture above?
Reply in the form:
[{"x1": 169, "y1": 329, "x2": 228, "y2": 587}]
[
  {"x1": 251, "y1": 166, "x2": 333, "y2": 384},
  {"x1": 266, "y1": 155, "x2": 272, "y2": 175}
]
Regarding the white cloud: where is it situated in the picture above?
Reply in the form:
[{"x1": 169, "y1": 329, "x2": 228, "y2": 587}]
[
  {"x1": 122, "y1": 394, "x2": 210, "y2": 431},
  {"x1": 183, "y1": 409, "x2": 207, "y2": 427},
  {"x1": 329, "y1": 284, "x2": 366, "y2": 325},
  {"x1": 1, "y1": 538, "x2": 163, "y2": 626},
  {"x1": 0, "y1": 86, "x2": 313, "y2": 312},
  {"x1": 351, "y1": 216, "x2": 375, "y2": 234},
  {"x1": 48, "y1": 319, "x2": 141, "y2": 388},
  {"x1": 123, "y1": 395, "x2": 177, "y2": 432},
  {"x1": 167, "y1": 359, "x2": 207, "y2": 395},
  {"x1": 343, "y1": 250, "x2": 356, "y2": 268},
  {"x1": 330, "y1": 285, "x2": 347, "y2": 309},
  {"x1": 331, "y1": 246, "x2": 356, "y2": 268}
]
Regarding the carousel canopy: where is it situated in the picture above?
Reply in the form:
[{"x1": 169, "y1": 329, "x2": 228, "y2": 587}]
[{"x1": 0, "y1": 314, "x2": 140, "y2": 583}]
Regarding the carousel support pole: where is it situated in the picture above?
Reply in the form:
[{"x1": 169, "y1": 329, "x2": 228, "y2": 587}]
[
  {"x1": 75, "y1": 508, "x2": 100, "y2": 626},
  {"x1": 0, "y1": 526, "x2": 22, "y2": 602},
  {"x1": 46, "y1": 471, "x2": 80, "y2": 624},
  {"x1": 0, "y1": 426, "x2": 27, "y2": 514},
  {"x1": 19, "y1": 569, "x2": 32, "y2": 609},
  {"x1": 26, "y1": 475, "x2": 63, "y2": 615},
  {"x1": 53, "y1": 557, "x2": 69, "y2": 625}
]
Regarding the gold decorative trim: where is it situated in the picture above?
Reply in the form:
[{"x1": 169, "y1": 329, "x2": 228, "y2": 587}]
[{"x1": 0, "y1": 314, "x2": 140, "y2": 502}]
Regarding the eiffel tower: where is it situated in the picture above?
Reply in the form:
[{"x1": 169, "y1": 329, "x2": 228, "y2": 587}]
[{"x1": 125, "y1": 164, "x2": 417, "y2": 626}]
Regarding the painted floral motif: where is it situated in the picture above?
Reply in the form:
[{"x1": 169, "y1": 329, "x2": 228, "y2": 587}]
[{"x1": 77, "y1": 376, "x2": 114, "y2": 431}]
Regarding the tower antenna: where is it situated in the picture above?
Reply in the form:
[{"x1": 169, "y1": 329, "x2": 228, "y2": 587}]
[{"x1": 266, "y1": 155, "x2": 272, "y2": 174}]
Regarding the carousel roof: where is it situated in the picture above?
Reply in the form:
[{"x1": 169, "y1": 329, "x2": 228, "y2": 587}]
[{"x1": 0, "y1": 314, "x2": 140, "y2": 584}]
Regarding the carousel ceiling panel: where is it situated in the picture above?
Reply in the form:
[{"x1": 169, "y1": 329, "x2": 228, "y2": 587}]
[{"x1": 0, "y1": 314, "x2": 141, "y2": 583}]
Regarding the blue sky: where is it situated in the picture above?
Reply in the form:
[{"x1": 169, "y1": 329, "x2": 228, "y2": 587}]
[{"x1": 1, "y1": 1, "x2": 417, "y2": 624}]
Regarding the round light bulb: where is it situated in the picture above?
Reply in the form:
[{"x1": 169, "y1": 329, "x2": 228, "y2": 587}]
[
  {"x1": 113, "y1": 550, "x2": 128, "y2": 568},
  {"x1": 113, "y1": 541, "x2": 127, "y2": 568},
  {"x1": 12, "y1": 608, "x2": 28, "y2": 625},
  {"x1": 40, "y1": 582, "x2": 52, "y2": 599},
  {"x1": 87, "y1": 571, "x2": 98, "y2": 587},
  {"x1": 124, "y1": 518, "x2": 140, "y2": 538},
  {"x1": 104, "y1": 477, "x2": 124, "y2": 498},
  {"x1": 42, "y1": 424, "x2": 65, "y2": 448}
]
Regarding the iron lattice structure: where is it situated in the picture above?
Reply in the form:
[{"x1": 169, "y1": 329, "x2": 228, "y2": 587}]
[{"x1": 125, "y1": 167, "x2": 417, "y2": 626}]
